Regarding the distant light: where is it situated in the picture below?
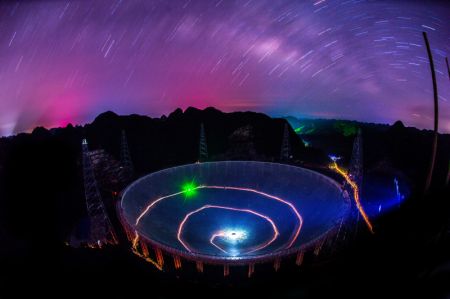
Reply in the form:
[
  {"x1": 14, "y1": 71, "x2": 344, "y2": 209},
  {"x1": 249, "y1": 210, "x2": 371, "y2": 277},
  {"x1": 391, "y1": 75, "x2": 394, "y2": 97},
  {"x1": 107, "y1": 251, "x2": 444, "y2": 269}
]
[
  {"x1": 328, "y1": 154, "x2": 341, "y2": 162},
  {"x1": 294, "y1": 126, "x2": 304, "y2": 133},
  {"x1": 394, "y1": 178, "x2": 403, "y2": 207},
  {"x1": 0, "y1": 121, "x2": 16, "y2": 137}
]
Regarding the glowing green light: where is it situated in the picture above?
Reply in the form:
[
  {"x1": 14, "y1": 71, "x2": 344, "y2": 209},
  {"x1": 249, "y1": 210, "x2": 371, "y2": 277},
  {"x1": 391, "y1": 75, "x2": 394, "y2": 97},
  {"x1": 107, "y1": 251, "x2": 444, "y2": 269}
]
[
  {"x1": 334, "y1": 121, "x2": 357, "y2": 137},
  {"x1": 294, "y1": 124, "x2": 315, "y2": 135},
  {"x1": 182, "y1": 181, "x2": 198, "y2": 198},
  {"x1": 294, "y1": 125, "x2": 305, "y2": 133}
]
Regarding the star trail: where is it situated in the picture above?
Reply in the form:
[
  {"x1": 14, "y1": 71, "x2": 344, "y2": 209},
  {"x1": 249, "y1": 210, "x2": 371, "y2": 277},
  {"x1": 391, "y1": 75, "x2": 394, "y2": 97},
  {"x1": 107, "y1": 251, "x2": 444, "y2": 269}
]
[{"x1": 0, "y1": 0, "x2": 449, "y2": 135}]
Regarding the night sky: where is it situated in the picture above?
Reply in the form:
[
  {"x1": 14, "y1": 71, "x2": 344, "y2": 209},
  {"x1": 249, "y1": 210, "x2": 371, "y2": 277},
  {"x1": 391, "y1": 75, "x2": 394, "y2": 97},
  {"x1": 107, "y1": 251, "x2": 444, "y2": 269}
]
[{"x1": 0, "y1": 0, "x2": 449, "y2": 136}]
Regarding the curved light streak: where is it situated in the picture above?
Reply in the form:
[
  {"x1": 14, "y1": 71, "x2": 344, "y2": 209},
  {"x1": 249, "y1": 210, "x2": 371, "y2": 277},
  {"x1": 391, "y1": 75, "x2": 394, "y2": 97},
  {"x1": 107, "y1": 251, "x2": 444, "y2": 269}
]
[
  {"x1": 176, "y1": 205, "x2": 279, "y2": 254},
  {"x1": 131, "y1": 231, "x2": 163, "y2": 271},
  {"x1": 209, "y1": 232, "x2": 233, "y2": 254},
  {"x1": 203, "y1": 185, "x2": 303, "y2": 248},
  {"x1": 135, "y1": 190, "x2": 185, "y2": 225},
  {"x1": 135, "y1": 185, "x2": 303, "y2": 249},
  {"x1": 329, "y1": 161, "x2": 374, "y2": 234}
]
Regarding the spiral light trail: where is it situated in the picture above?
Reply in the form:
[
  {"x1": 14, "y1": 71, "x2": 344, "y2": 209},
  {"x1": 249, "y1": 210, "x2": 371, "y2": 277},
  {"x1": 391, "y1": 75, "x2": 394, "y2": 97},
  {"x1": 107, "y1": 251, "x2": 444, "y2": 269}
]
[{"x1": 135, "y1": 184, "x2": 304, "y2": 255}]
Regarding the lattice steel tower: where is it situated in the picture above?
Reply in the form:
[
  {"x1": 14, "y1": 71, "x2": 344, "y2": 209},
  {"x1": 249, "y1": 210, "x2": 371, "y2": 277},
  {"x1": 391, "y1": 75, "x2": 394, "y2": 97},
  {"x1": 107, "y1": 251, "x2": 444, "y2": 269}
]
[
  {"x1": 120, "y1": 130, "x2": 134, "y2": 180},
  {"x1": 349, "y1": 129, "x2": 363, "y2": 189},
  {"x1": 280, "y1": 123, "x2": 292, "y2": 161},
  {"x1": 348, "y1": 129, "x2": 363, "y2": 233},
  {"x1": 82, "y1": 139, "x2": 117, "y2": 246},
  {"x1": 199, "y1": 123, "x2": 208, "y2": 162}
]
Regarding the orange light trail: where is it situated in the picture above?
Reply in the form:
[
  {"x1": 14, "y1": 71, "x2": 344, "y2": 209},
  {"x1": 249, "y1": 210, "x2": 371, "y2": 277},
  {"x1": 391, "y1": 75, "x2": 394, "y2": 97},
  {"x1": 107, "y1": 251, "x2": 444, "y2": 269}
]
[
  {"x1": 132, "y1": 231, "x2": 140, "y2": 249},
  {"x1": 329, "y1": 161, "x2": 374, "y2": 234},
  {"x1": 133, "y1": 250, "x2": 163, "y2": 271},
  {"x1": 135, "y1": 190, "x2": 186, "y2": 225},
  {"x1": 176, "y1": 205, "x2": 279, "y2": 254},
  {"x1": 131, "y1": 231, "x2": 163, "y2": 271}
]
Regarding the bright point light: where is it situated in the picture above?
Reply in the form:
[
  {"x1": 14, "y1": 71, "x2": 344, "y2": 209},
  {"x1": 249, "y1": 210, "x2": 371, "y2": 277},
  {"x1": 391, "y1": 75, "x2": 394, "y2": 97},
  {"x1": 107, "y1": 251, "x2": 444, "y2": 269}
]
[
  {"x1": 181, "y1": 181, "x2": 198, "y2": 198},
  {"x1": 210, "y1": 228, "x2": 248, "y2": 256},
  {"x1": 221, "y1": 229, "x2": 247, "y2": 243}
]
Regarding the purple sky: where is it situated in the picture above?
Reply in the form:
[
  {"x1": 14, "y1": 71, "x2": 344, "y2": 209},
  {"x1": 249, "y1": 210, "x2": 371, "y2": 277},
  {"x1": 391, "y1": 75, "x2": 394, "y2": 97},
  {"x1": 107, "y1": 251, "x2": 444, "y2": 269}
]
[{"x1": 0, "y1": 0, "x2": 449, "y2": 135}]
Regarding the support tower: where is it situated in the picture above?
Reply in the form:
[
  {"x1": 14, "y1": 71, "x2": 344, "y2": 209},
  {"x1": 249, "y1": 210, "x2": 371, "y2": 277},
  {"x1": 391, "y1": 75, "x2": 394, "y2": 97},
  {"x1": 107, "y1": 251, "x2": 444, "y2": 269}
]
[
  {"x1": 120, "y1": 130, "x2": 134, "y2": 181},
  {"x1": 280, "y1": 123, "x2": 292, "y2": 161},
  {"x1": 199, "y1": 123, "x2": 208, "y2": 162},
  {"x1": 349, "y1": 129, "x2": 363, "y2": 189},
  {"x1": 82, "y1": 139, "x2": 117, "y2": 246},
  {"x1": 348, "y1": 129, "x2": 363, "y2": 233}
]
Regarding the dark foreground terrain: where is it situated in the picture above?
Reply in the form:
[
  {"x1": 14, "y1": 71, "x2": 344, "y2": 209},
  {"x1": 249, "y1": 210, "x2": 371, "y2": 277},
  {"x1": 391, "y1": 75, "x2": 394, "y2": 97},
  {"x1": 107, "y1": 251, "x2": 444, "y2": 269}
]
[{"x1": 0, "y1": 107, "x2": 449, "y2": 298}]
